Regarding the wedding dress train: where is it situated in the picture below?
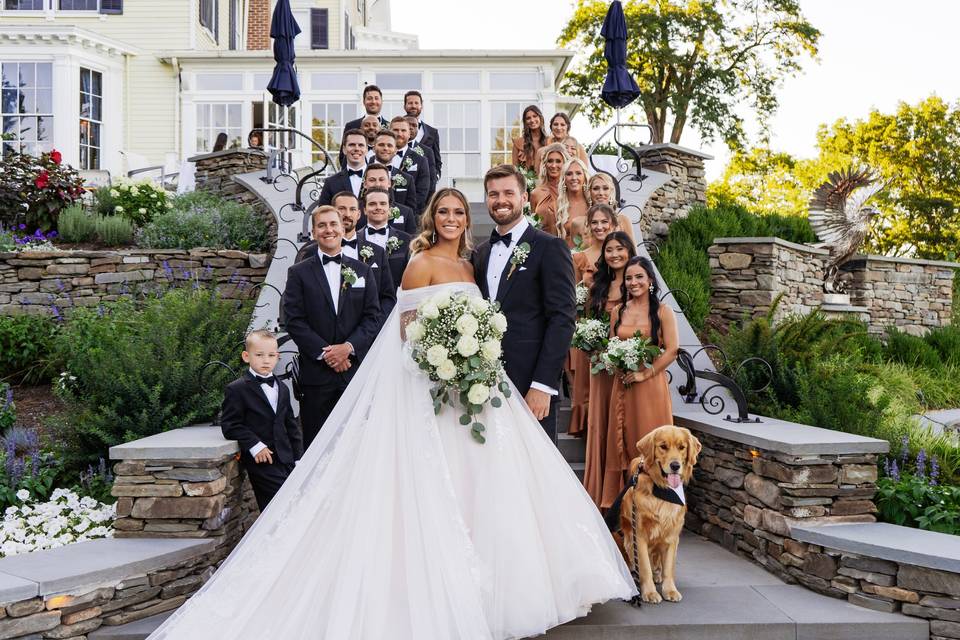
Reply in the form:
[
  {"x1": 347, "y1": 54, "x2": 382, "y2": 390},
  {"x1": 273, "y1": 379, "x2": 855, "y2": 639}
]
[{"x1": 149, "y1": 282, "x2": 635, "y2": 640}]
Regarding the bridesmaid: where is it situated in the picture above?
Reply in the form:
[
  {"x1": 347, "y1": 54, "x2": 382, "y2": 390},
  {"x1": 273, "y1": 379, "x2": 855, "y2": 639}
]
[
  {"x1": 601, "y1": 256, "x2": 678, "y2": 508},
  {"x1": 529, "y1": 143, "x2": 568, "y2": 236},
  {"x1": 511, "y1": 105, "x2": 549, "y2": 171},
  {"x1": 556, "y1": 157, "x2": 590, "y2": 247},
  {"x1": 568, "y1": 204, "x2": 620, "y2": 437},
  {"x1": 583, "y1": 231, "x2": 636, "y2": 508},
  {"x1": 588, "y1": 172, "x2": 635, "y2": 246},
  {"x1": 536, "y1": 112, "x2": 588, "y2": 166}
]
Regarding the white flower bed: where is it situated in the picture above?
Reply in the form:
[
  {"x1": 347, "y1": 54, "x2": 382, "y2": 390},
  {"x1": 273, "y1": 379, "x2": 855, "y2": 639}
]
[{"x1": 1, "y1": 488, "x2": 115, "y2": 558}]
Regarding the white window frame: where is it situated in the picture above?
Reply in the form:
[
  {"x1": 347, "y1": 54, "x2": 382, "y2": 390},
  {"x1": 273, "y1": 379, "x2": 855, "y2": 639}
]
[
  {"x1": 199, "y1": 0, "x2": 218, "y2": 42},
  {"x1": 79, "y1": 66, "x2": 102, "y2": 170},
  {"x1": 489, "y1": 101, "x2": 524, "y2": 168},
  {"x1": 432, "y1": 101, "x2": 480, "y2": 183},
  {"x1": 310, "y1": 102, "x2": 359, "y2": 164},
  {"x1": 1, "y1": 61, "x2": 55, "y2": 157},
  {"x1": 195, "y1": 102, "x2": 243, "y2": 154}
]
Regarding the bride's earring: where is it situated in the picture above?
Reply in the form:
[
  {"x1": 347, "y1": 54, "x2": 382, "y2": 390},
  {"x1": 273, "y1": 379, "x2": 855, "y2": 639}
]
[{"x1": 432, "y1": 231, "x2": 437, "y2": 244}]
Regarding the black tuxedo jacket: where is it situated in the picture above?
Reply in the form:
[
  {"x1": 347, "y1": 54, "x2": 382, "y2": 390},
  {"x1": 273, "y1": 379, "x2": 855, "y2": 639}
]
[
  {"x1": 472, "y1": 225, "x2": 576, "y2": 396},
  {"x1": 358, "y1": 227, "x2": 411, "y2": 290},
  {"x1": 220, "y1": 373, "x2": 303, "y2": 464},
  {"x1": 339, "y1": 114, "x2": 389, "y2": 167},
  {"x1": 317, "y1": 169, "x2": 362, "y2": 207},
  {"x1": 397, "y1": 149, "x2": 430, "y2": 213},
  {"x1": 354, "y1": 201, "x2": 414, "y2": 234},
  {"x1": 386, "y1": 167, "x2": 418, "y2": 212},
  {"x1": 283, "y1": 254, "x2": 383, "y2": 388},
  {"x1": 410, "y1": 142, "x2": 438, "y2": 199},
  {"x1": 418, "y1": 122, "x2": 442, "y2": 178},
  {"x1": 295, "y1": 239, "x2": 396, "y2": 318}
]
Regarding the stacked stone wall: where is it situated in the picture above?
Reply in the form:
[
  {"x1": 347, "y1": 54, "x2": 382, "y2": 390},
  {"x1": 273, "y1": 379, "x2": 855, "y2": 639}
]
[{"x1": 633, "y1": 144, "x2": 709, "y2": 240}]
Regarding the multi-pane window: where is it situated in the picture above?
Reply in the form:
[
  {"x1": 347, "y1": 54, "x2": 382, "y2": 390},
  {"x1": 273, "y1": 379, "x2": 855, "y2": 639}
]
[
  {"x1": 199, "y1": 0, "x2": 218, "y2": 41},
  {"x1": 228, "y1": 0, "x2": 241, "y2": 50},
  {"x1": 195, "y1": 103, "x2": 242, "y2": 153},
  {"x1": 59, "y1": 0, "x2": 97, "y2": 9},
  {"x1": 311, "y1": 102, "x2": 358, "y2": 163},
  {"x1": 489, "y1": 101, "x2": 524, "y2": 167},
  {"x1": 1, "y1": 62, "x2": 54, "y2": 157},
  {"x1": 380, "y1": 101, "x2": 402, "y2": 122},
  {"x1": 79, "y1": 67, "x2": 102, "y2": 170},
  {"x1": 3, "y1": 0, "x2": 45, "y2": 9},
  {"x1": 433, "y1": 102, "x2": 479, "y2": 182}
]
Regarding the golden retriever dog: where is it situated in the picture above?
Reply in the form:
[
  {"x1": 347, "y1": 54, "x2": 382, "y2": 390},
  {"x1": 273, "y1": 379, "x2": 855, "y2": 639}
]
[{"x1": 618, "y1": 425, "x2": 701, "y2": 604}]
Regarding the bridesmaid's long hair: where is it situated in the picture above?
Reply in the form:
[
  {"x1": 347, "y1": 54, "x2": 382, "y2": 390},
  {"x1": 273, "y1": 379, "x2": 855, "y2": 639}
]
[
  {"x1": 588, "y1": 231, "x2": 635, "y2": 319},
  {"x1": 556, "y1": 157, "x2": 590, "y2": 239},
  {"x1": 613, "y1": 256, "x2": 662, "y2": 347},
  {"x1": 588, "y1": 172, "x2": 620, "y2": 207},
  {"x1": 411, "y1": 187, "x2": 473, "y2": 258},
  {"x1": 536, "y1": 143, "x2": 569, "y2": 187},
  {"x1": 521, "y1": 105, "x2": 549, "y2": 164}
]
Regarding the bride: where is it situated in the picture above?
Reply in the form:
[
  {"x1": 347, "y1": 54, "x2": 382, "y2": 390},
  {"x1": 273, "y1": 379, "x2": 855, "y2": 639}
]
[{"x1": 149, "y1": 188, "x2": 636, "y2": 640}]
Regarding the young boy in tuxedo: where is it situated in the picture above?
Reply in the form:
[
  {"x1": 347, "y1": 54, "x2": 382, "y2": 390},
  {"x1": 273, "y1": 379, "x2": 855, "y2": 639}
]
[{"x1": 220, "y1": 330, "x2": 303, "y2": 511}]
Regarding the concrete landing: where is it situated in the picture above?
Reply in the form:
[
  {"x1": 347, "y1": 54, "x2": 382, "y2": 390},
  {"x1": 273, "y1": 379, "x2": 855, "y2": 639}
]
[{"x1": 543, "y1": 534, "x2": 928, "y2": 640}]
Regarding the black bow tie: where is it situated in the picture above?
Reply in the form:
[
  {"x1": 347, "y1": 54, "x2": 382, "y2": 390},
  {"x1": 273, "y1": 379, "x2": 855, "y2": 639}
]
[
  {"x1": 322, "y1": 254, "x2": 342, "y2": 265},
  {"x1": 490, "y1": 230, "x2": 512, "y2": 246},
  {"x1": 252, "y1": 374, "x2": 275, "y2": 387},
  {"x1": 367, "y1": 227, "x2": 387, "y2": 236},
  {"x1": 341, "y1": 238, "x2": 357, "y2": 249},
  {"x1": 347, "y1": 169, "x2": 363, "y2": 177}
]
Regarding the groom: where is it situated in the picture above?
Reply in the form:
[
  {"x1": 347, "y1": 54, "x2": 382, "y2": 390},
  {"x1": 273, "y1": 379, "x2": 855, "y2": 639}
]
[
  {"x1": 473, "y1": 164, "x2": 576, "y2": 441},
  {"x1": 283, "y1": 205, "x2": 383, "y2": 449}
]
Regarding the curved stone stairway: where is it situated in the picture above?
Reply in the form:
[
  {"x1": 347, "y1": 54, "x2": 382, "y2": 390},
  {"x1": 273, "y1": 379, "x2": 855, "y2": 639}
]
[{"x1": 87, "y1": 161, "x2": 927, "y2": 639}]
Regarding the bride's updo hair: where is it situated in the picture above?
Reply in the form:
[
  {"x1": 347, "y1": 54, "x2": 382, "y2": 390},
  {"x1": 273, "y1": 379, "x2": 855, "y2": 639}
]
[{"x1": 411, "y1": 187, "x2": 473, "y2": 257}]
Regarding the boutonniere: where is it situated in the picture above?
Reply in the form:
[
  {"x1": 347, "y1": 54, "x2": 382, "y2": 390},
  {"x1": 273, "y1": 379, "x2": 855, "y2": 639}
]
[
  {"x1": 390, "y1": 206, "x2": 402, "y2": 221},
  {"x1": 402, "y1": 155, "x2": 415, "y2": 171},
  {"x1": 507, "y1": 242, "x2": 531, "y2": 279},
  {"x1": 359, "y1": 245, "x2": 374, "y2": 263},
  {"x1": 340, "y1": 266, "x2": 358, "y2": 291},
  {"x1": 393, "y1": 174, "x2": 407, "y2": 188},
  {"x1": 386, "y1": 236, "x2": 402, "y2": 253},
  {"x1": 411, "y1": 145, "x2": 424, "y2": 157}
]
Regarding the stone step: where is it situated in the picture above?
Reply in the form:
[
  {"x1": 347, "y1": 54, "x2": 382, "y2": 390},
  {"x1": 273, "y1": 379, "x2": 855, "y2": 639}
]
[
  {"x1": 570, "y1": 462, "x2": 585, "y2": 482},
  {"x1": 89, "y1": 611, "x2": 173, "y2": 639},
  {"x1": 558, "y1": 433, "x2": 585, "y2": 464}
]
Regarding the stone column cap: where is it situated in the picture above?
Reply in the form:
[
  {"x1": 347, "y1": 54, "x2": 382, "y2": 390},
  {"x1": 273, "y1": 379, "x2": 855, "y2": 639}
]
[{"x1": 110, "y1": 425, "x2": 239, "y2": 461}]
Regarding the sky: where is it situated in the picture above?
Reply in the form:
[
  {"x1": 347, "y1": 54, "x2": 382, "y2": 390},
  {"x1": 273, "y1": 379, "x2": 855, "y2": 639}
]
[{"x1": 391, "y1": 0, "x2": 960, "y2": 181}]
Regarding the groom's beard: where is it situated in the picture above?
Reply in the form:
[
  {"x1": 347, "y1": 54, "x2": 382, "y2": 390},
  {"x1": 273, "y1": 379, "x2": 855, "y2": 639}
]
[{"x1": 489, "y1": 203, "x2": 523, "y2": 227}]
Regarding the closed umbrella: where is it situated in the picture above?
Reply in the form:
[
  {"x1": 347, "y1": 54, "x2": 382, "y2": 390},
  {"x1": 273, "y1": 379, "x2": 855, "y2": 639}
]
[
  {"x1": 600, "y1": 0, "x2": 640, "y2": 109},
  {"x1": 266, "y1": 0, "x2": 301, "y2": 107}
]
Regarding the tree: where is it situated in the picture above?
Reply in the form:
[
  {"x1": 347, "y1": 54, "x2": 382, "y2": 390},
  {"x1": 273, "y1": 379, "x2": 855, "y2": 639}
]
[
  {"x1": 813, "y1": 96, "x2": 960, "y2": 259},
  {"x1": 707, "y1": 147, "x2": 816, "y2": 217},
  {"x1": 558, "y1": 0, "x2": 820, "y2": 148}
]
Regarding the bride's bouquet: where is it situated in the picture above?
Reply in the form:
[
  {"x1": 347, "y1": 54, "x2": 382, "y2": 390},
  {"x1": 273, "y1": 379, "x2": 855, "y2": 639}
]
[
  {"x1": 592, "y1": 333, "x2": 662, "y2": 385},
  {"x1": 406, "y1": 292, "x2": 511, "y2": 444}
]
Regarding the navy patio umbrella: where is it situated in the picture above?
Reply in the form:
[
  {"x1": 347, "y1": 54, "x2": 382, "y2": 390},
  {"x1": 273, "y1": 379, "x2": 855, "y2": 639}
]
[
  {"x1": 600, "y1": 0, "x2": 640, "y2": 109},
  {"x1": 266, "y1": 0, "x2": 301, "y2": 107}
]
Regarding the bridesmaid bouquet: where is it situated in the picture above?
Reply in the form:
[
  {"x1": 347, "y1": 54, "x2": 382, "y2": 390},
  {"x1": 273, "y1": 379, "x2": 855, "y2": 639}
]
[
  {"x1": 571, "y1": 318, "x2": 608, "y2": 353},
  {"x1": 575, "y1": 283, "x2": 589, "y2": 313},
  {"x1": 593, "y1": 335, "x2": 662, "y2": 386},
  {"x1": 406, "y1": 292, "x2": 512, "y2": 444}
]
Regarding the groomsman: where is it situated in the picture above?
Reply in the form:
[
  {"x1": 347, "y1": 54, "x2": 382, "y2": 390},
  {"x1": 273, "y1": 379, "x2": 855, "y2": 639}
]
[
  {"x1": 404, "y1": 116, "x2": 438, "y2": 199},
  {"x1": 367, "y1": 131, "x2": 418, "y2": 216},
  {"x1": 344, "y1": 85, "x2": 389, "y2": 132},
  {"x1": 472, "y1": 164, "x2": 576, "y2": 442},
  {"x1": 361, "y1": 164, "x2": 416, "y2": 234},
  {"x1": 283, "y1": 206, "x2": 382, "y2": 448},
  {"x1": 357, "y1": 187, "x2": 412, "y2": 287},
  {"x1": 296, "y1": 192, "x2": 396, "y2": 318},
  {"x1": 389, "y1": 116, "x2": 430, "y2": 213},
  {"x1": 404, "y1": 90, "x2": 442, "y2": 179},
  {"x1": 319, "y1": 129, "x2": 366, "y2": 206}
]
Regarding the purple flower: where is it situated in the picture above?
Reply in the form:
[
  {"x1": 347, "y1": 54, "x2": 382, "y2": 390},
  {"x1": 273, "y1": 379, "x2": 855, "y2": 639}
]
[
  {"x1": 162, "y1": 260, "x2": 173, "y2": 278},
  {"x1": 18, "y1": 224, "x2": 26, "y2": 230},
  {"x1": 890, "y1": 459, "x2": 901, "y2": 482},
  {"x1": 96, "y1": 304, "x2": 105, "y2": 318},
  {"x1": 930, "y1": 456, "x2": 940, "y2": 487},
  {"x1": 899, "y1": 435, "x2": 910, "y2": 468},
  {"x1": 50, "y1": 304, "x2": 63, "y2": 322},
  {"x1": 915, "y1": 449, "x2": 927, "y2": 479},
  {"x1": 55, "y1": 278, "x2": 64, "y2": 292}
]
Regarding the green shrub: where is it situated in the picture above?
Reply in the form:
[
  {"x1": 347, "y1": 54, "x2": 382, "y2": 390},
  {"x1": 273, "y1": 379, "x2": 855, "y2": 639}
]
[
  {"x1": 654, "y1": 200, "x2": 815, "y2": 331},
  {"x1": 138, "y1": 191, "x2": 270, "y2": 252},
  {"x1": 94, "y1": 215, "x2": 134, "y2": 245},
  {"x1": 52, "y1": 287, "x2": 249, "y2": 471},
  {"x1": 0, "y1": 315, "x2": 60, "y2": 384},
  {"x1": 93, "y1": 181, "x2": 169, "y2": 225},
  {"x1": 924, "y1": 324, "x2": 960, "y2": 368},
  {"x1": 0, "y1": 149, "x2": 84, "y2": 232},
  {"x1": 0, "y1": 383, "x2": 14, "y2": 431},
  {"x1": 883, "y1": 327, "x2": 943, "y2": 369},
  {"x1": 57, "y1": 205, "x2": 97, "y2": 243}
]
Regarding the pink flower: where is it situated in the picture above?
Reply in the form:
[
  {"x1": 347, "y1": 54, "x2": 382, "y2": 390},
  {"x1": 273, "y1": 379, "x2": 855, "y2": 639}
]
[
  {"x1": 34, "y1": 170, "x2": 50, "y2": 190},
  {"x1": 50, "y1": 150, "x2": 62, "y2": 165}
]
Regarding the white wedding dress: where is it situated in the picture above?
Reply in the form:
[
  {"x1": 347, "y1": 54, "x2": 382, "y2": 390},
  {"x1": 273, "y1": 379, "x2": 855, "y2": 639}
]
[{"x1": 149, "y1": 282, "x2": 635, "y2": 640}]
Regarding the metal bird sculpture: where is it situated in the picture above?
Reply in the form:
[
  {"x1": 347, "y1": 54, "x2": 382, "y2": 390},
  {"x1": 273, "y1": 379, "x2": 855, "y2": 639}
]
[{"x1": 808, "y1": 167, "x2": 883, "y2": 293}]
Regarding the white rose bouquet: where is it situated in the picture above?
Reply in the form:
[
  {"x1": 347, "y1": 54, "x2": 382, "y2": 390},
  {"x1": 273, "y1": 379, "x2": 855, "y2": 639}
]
[
  {"x1": 407, "y1": 292, "x2": 511, "y2": 443},
  {"x1": 592, "y1": 334, "x2": 663, "y2": 385}
]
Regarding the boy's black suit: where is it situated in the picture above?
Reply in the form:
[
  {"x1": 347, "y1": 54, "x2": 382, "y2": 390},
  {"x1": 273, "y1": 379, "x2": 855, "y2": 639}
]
[{"x1": 220, "y1": 372, "x2": 303, "y2": 510}]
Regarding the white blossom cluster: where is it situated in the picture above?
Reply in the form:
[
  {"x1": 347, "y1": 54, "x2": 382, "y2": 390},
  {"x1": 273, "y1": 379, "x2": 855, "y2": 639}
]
[
  {"x1": 407, "y1": 292, "x2": 510, "y2": 442},
  {"x1": 592, "y1": 335, "x2": 662, "y2": 376},
  {"x1": 575, "y1": 283, "x2": 589, "y2": 310},
  {"x1": 0, "y1": 488, "x2": 115, "y2": 558},
  {"x1": 571, "y1": 318, "x2": 609, "y2": 353}
]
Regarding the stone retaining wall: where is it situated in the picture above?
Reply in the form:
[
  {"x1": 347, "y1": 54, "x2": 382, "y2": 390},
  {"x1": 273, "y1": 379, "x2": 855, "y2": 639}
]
[
  {"x1": 0, "y1": 248, "x2": 270, "y2": 316},
  {"x1": 708, "y1": 238, "x2": 957, "y2": 334},
  {"x1": 633, "y1": 144, "x2": 710, "y2": 240}
]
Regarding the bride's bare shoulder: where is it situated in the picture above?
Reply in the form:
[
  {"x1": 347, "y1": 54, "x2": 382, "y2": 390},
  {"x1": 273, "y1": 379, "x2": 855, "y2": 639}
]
[
  {"x1": 402, "y1": 251, "x2": 476, "y2": 289},
  {"x1": 401, "y1": 252, "x2": 435, "y2": 289}
]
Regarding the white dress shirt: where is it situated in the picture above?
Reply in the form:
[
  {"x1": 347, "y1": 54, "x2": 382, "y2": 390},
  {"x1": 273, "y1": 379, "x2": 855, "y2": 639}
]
[
  {"x1": 340, "y1": 235, "x2": 359, "y2": 261},
  {"x1": 365, "y1": 224, "x2": 389, "y2": 250},
  {"x1": 344, "y1": 163, "x2": 364, "y2": 197},
  {"x1": 484, "y1": 217, "x2": 557, "y2": 397},
  {"x1": 248, "y1": 367, "x2": 278, "y2": 458},
  {"x1": 318, "y1": 248, "x2": 342, "y2": 314},
  {"x1": 414, "y1": 122, "x2": 425, "y2": 144}
]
